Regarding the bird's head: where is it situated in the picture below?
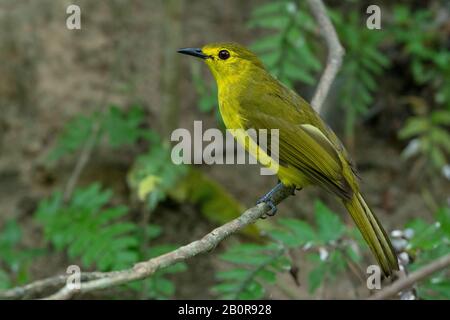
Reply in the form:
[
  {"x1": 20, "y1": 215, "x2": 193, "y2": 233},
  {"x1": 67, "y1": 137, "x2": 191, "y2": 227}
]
[{"x1": 177, "y1": 42, "x2": 264, "y2": 82}]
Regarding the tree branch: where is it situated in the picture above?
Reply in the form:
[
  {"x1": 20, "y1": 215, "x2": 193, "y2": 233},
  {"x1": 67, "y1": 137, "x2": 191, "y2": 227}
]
[
  {"x1": 0, "y1": 272, "x2": 110, "y2": 300},
  {"x1": 0, "y1": 188, "x2": 291, "y2": 299},
  {"x1": 306, "y1": 0, "x2": 345, "y2": 113},
  {"x1": 0, "y1": 0, "x2": 344, "y2": 300},
  {"x1": 369, "y1": 253, "x2": 450, "y2": 300}
]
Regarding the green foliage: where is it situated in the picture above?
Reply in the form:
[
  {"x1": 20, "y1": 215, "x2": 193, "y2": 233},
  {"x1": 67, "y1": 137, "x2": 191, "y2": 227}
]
[
  {"x1": 189, "y1": 2, "x2": 448, "y2": 172},
  {"x1": 0, "y1": 220, "x2": 44, "y2": 289},
  {"x1": 50, "y1": 103, "x2": 184, "y2": 212},
  {"x1": 145, "y1": 245, "x2": 187, "y2": 299},
  {"x1": 248, "y1": 1, "x2": 321, "y2": 87},
  {"x1": 35, "y1": 184, "x2": 140, "y2": 271},
  {"x1": 247, "y1": 1, "x2": 389, "y2": 142},
  {"x1": 102, "y1": 106, "x2": 155, "y2": 147},
  {"x1": 40, "y1": 104, "x2": 188, "y2": 298},
  {"x1": 212, "y1": 243, "x2": 288, "y2": 299},
  {"x1": 49, "y1": 114, "x2": 94, "y2": 161},
  {"x1": 213, "y1": 201, "x2": 362, "y2": 299},
  {"x1": 393, "y1": 5, "x2": 450, "y2": 172},
  {"x1": 247, "y1": 2, "x2": 449, "y2": 155},
  {"x1": 172, "y1": 167, "x2": 264, "y2": 238},
  {"x1": 332, "y1": 11, "x2": 390, "y2": 141},
  {"x1": 191, "y1": 63, "x2": 218, "y2": 113},
  {"x1": 125, "y1": 225, "x2": 187, "y2": 299},
  {"x1": 214, "y1": 202, "x2": 450, "y2": 300},
  {"x1": 399, "y1": 109, "x2": 450, "y2": 170},
  {"x1": 127, "y1": 140, "x2": 188, "y2": 210},
  {"x1": 50, "y1": 105, "x2": 156, "y2": 161},
  {"x1": 393, "y1": 6, "x2": 450, "y2": 107},
  {"x1": 34, "y1": 183, "x2": 187, "y2": 299},
  {"x1": 272, "y1": 201, "x2": 359, "y2": 295},
  {"x1": 406, "y1": 206, "x2": 450, "y2": 299},
  {"x1": 189, "y1": 1, "x2": 322, "y2": 122}
]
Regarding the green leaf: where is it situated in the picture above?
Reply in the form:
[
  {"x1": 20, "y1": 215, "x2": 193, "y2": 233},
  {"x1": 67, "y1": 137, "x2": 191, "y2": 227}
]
[
  {"x1": 147, "y1": 225, "x2": 162, "y2": 239},
  {"x1": 308, "y1": 260, "x2": 327, "y2": 294},
  {"x1": 161, "y1": 262, "x2": 188, "y2": 275},
  {"x1": 0, "y1": 220, "x2": 22, "y2": 246},
  {"x1": 277, "y1": 218, "x2": 316, "y2": 244},
  {"x1": 430, "y1": 146, "x2": 446, "y2": 168},
  {"x1": 421, "y1": 279, "x2": 450, "y2": 299},
  {"x1": 345, "y1": 246, "x2": 361, "y2": 263},
  {"x1": 34, "y1": 184, "x2": 140, "y2": 272},
  {"x1": 436, "y1": 207, "x2": 450, "y2": 236},
  {"x1": 216, "y1": 269, "x2": 250, "y2": 281},
  {"x1": 149, "y1": 244, "x2": 179, "y2": 258},
  {"x1": 314, "y1": 201, "x2": 345, "y2": 243},
  {"x1": 431, "y1": 110, "x2": 450, "y2": 125},
  {"x1": 284, "y1": 61, "x2": 316, "y2": 85},
  {"x1": 49, "y1": 115, "x2": 94, "y2": 161},
  {"x1": 406, "y1": 218, "x2": 441, "y2": 250},
  {"x1": 257, "y1": 269, "x2": 277, "y2": 284},
  {"x1": 430, "y1": 127, "x2": 450, "y2": 153},
  {"x1": 238, "y1": 281, "x2": 264, "y2": 300},
  {"x1": 220, "y1": 252, "x2": 269, "y2": 266},
  {"x1": 213, "y1": 282, "x2": 240, "y2": 294},
  {"x1": 152, "y1": 277, "x2": 175, "y2": 297},
  {"x1": 267, "y1": 229, "x2": 303, "y2": 247},
  {"x1": 250, "y1": 2, "x2": 286, "y2": 19},
  {"x1": 398, "y1": 117, "x2": 429, "y2": 139},
  {"x1": 225, "y1": 243, "x2": 270, "y2": 254},
  {"x1": 103, "y1": 105, "x2": 146, "y2": 147},
  {"x1": 251, "y1": 34, "x2": 282, "y2": 52},
  {"x1": 364, "y1": 46, "x2": 390, "y2": 68},
  {"x1": 259, "y1": 51, "x2": 282, "y2": 69},
  {"x1": 0, "y1": 269, "x2": 11, "y2": 289},
  {"x1": 249, "y1": 15, "x2": 290, "y2": 30}
]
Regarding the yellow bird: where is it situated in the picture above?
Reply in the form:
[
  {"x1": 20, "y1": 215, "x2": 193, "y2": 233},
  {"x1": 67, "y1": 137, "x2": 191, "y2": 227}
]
[{"x1": 178, "y1": 42, "x2": 399, "y2": 276}]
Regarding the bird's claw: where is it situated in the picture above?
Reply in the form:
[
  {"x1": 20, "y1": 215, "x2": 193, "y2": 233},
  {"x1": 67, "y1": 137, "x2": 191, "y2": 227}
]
[
  {"x1": 256, "y1": 196, "x2": 278, "y2": 218},
  {"x1": 256, "y1": 183, "x2": 297, "y2": 219}
]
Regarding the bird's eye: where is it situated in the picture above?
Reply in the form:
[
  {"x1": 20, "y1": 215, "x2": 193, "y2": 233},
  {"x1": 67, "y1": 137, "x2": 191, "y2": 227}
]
[{"x1": 218, "y1": 50, "x2": 230, "y2": 60}]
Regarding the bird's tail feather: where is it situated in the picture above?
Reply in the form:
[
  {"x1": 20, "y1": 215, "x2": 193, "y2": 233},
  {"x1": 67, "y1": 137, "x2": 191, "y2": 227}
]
[{"x1": 343, "y1": 192, "x2": 399, "y2": 276}]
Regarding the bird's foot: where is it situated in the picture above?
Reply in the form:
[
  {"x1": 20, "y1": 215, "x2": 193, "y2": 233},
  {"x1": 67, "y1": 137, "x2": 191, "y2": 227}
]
[
  {"x1": 256, "y1": 196, "x2": 278, "y2": 218},
  {"x1": 256, "y1": 182, "x2": 289, "y2": 218}
]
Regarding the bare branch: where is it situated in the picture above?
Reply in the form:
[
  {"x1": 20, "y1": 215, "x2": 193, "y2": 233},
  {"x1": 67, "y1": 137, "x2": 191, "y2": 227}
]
[
  {"x1": 63, "y1": 123, "x2": 102, "y2": 202},
  {"x1": 306, "y1": 0, "x2": 345, "y2": 113},
  {"x1": 369, "y1": 253, "x2": 450, "y2": 300},
  {"x1": 0, "y1": 187, "x2": 291, "y2": 300},
  {"x1": 0, "y1": 272, "x2": 109, "y2": 300}
]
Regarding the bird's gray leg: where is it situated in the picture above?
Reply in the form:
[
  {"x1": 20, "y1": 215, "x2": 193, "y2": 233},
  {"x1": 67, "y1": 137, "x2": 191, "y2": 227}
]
[{"x1": 256, "y1": 182, "x2": 295, "y2": 218}]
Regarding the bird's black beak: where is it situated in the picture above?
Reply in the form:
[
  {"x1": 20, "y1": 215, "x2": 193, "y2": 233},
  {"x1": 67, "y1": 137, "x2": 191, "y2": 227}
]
[{"x1": 177, "y1": 48, "x2": 208, "y2": 59}]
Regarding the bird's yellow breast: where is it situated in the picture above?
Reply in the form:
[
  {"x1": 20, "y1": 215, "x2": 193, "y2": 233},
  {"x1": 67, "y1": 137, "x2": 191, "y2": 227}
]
[{"x1": 218, "y1": 89, "x2": 307, "y2": 187}]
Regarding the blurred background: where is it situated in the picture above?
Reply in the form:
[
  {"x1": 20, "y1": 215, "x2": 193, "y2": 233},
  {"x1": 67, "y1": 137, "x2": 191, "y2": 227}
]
[{"x1": 0, "y1": 0, "x2": 448, "y2": 299}]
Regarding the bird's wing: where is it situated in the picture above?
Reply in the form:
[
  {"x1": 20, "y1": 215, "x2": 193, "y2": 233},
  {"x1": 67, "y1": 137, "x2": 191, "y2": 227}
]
[{"x1": 240, "y1": 88, "x2": 352, "y2": 199}]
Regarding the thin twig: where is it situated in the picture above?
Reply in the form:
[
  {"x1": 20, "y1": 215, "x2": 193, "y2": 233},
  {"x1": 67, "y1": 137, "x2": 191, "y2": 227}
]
[
  {"x1": 62, "y1": 82, "x2": 111, "y2": 202},
  {"x1": 0, "y1": 272, "x2": 110, "y2": 300},
  {"x1": 63, "y1": 122, "x2": 102, "y2": 202},
  {"x1": 306, "y1": 0, "x2": 345, "y2": 113},
  {"x1": 369, "y1": 253, "x2": 450, "y2": 300}
]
